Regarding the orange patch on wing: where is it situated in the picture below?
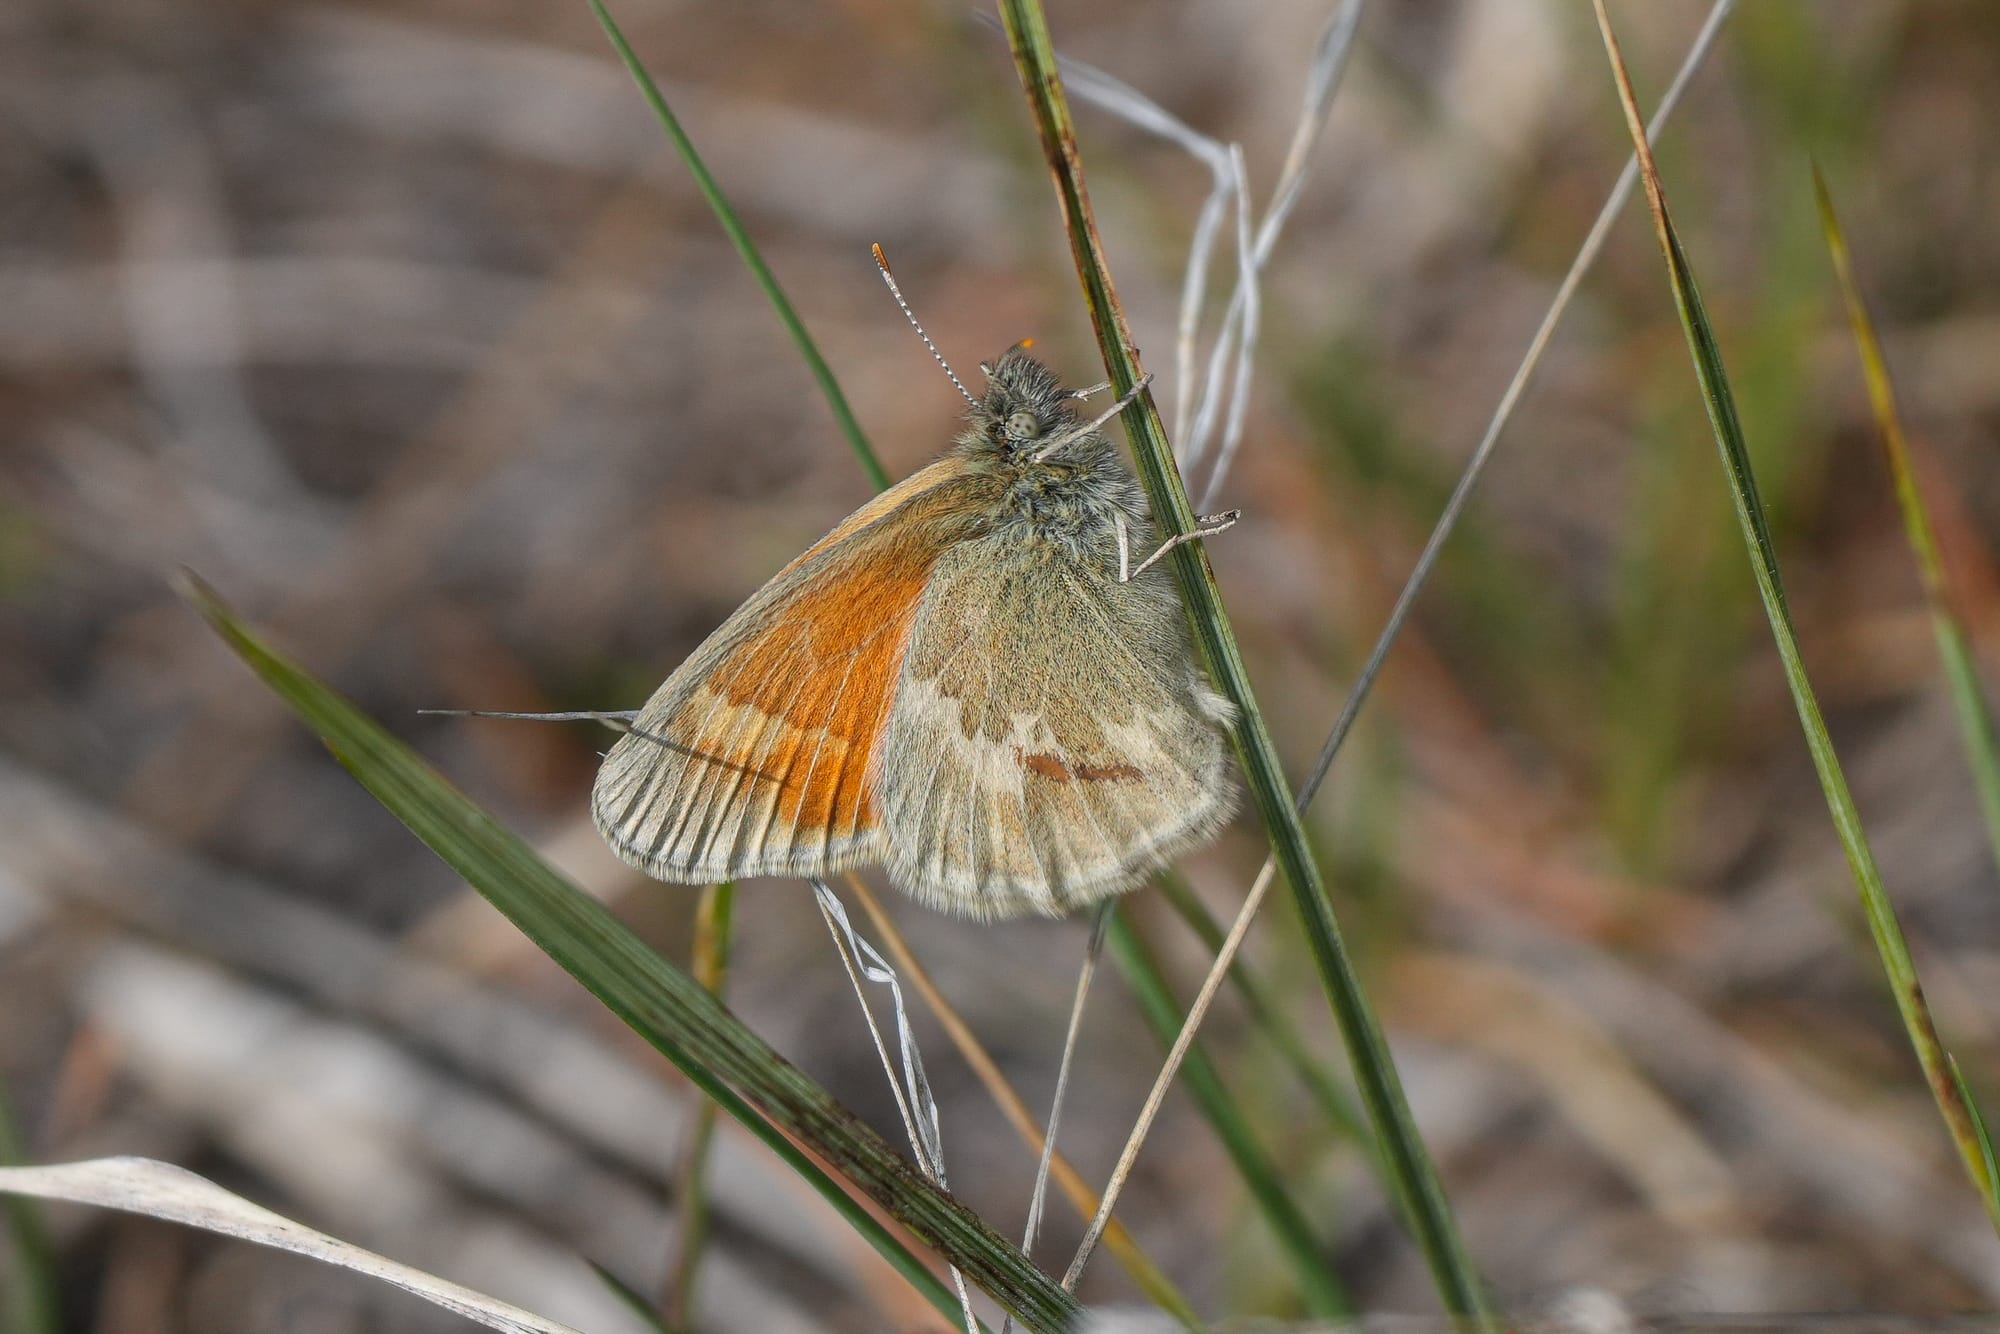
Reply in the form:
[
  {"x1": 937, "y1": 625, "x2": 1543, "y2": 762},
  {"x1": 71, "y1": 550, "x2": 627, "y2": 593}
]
[
  {"x1": 1019, "y1": 752, "x2": 1143, "y2": 783},
  {"x1": 782, "y1": 455, "x2": 971, "y2": 574},
  {"x1": 688, "y1": 470, "x2": 978, "y2": 840},
  {"x1": 692, "y1": 607, "x2": 920, "y2": 835}
]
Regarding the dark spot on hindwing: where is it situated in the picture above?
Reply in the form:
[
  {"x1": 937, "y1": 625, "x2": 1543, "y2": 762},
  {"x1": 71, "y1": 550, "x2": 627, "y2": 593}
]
[{"x1": 1018, "y1": 750, "x2": 1143, "y2": 783}]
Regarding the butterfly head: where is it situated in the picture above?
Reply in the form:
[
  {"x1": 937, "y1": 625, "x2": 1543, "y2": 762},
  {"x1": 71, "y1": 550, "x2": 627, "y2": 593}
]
[{"x1": 972, "y1": 347, "x2": 1078, "y2": 459}]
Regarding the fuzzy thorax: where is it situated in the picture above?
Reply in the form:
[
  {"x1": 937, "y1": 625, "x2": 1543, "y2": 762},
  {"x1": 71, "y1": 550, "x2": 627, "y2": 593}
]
[{"x1": 954, "y1": 348, "x2": 1155, "y2": 571}]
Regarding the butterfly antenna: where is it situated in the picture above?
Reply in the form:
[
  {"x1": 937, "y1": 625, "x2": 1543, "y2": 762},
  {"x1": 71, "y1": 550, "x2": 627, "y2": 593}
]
[
  {"x1": 421, "y1": 709, "x2": 781, "y2": 784},
  {"x1": 873, "y1": 243, "x2": 977, "y2": 408},
  {"x1": 419, "y1": 708, "x2": 638, "y2": 725}
]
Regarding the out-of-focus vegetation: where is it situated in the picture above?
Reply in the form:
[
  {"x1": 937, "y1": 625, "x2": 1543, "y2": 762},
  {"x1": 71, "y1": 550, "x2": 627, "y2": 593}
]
[{"x1": 3, "y1": 1, "x2": 2000, "y2": 1328}]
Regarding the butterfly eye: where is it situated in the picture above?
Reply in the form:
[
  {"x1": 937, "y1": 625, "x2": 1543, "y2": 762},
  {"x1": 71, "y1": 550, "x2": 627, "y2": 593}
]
[{"x1": 1005, "y1": 410, "x2": 1042, "y2": 441}]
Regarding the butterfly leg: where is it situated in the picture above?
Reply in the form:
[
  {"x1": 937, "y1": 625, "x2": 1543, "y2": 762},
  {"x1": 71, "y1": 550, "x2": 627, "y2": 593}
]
[
  {"x1": 1116, "y1": 509, "x2": 1241, "y2": 583},
  {"x1": 1068, "y1": 380, "x2": 1111, "y2": 400},
  {"x1": 1033, "y1": 372, "x2": 1154, "y2": 462}
]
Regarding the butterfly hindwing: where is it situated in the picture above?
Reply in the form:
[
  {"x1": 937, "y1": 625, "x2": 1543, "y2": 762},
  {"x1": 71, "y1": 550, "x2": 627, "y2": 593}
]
[{"x1": 872, "y1": 524, "x2": 1238, "y2": 919}]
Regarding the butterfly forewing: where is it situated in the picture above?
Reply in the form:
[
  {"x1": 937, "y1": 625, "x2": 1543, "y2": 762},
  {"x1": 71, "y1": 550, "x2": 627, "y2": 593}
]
[{"x1": 591, "y1": 457, "x2": 994, "y2": 882}]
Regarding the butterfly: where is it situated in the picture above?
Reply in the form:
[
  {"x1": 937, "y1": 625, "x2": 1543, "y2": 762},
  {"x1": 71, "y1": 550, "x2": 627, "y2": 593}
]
[{"x1": 590, "y1": 347, "x2": 1238, "y2": 919}]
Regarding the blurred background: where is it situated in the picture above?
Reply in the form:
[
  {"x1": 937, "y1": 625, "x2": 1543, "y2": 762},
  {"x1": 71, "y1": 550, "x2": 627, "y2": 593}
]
[{"x1": 5, "y1": 0, "x2": 2000, "y2": 1329}]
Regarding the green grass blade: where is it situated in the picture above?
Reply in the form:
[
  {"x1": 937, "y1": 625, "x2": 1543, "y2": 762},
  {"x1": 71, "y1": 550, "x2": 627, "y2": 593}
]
[
  {"x1": 994, "y1": 4, "x2": 1492, "y2": 1322},
  {"x1": 584, "y1": 0, "x2": 890, "y2": 492},
  {"x1": 1153, "y1": 875, "x2": 1372, "y2": 1153},
  {"x1": 1949, "y1": 1057, "x2": 2000, "y2": 1226},
  {"x1": 179, "y1": 573, "x2": 1074, "y2": 1333},
  {"x1": 1107, "y1": 911, "x2": 1352, "y2": 1319},
  {"x1": 589, "y1": 1261, "x2": 678, "y2": 1334},
  {"x1": 0, "y1": 1079, "x2": 60, "y2": 1334},
  {"x1": 664, "y1": 880, "x2": 735, "y2": 1325},
  {"x1": 1812, "y1": 167, "x2": 2000, "y2": 878},
  {"x1": 1591, "y1": 0, "x2": 2000, "y2": 1236}
]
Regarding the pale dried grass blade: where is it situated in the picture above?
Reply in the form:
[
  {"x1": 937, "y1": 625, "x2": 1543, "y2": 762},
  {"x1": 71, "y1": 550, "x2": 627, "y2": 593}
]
[{"x1": 0, "y1": 1157, "x2": 583, "y2": 1334}]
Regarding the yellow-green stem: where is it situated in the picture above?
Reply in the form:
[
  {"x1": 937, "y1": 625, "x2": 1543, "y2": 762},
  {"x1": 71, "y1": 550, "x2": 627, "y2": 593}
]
[{"x1": 664, "y1": 881, "x2": 736, "y2": 1325}]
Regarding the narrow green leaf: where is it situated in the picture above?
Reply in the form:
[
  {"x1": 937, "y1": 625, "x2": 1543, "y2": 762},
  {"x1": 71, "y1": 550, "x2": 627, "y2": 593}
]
[
  {"x1": 1591, "y1": 0, "x2": 2000, "y2": 1236},
  {"x1": 179, "y1": 572, "x2": 1070, "y2": 1333},
  {"x1": 1949, "y1": 1058, "x2": 2000, "y2": 1226},
  {"x1": 1812, "y1": 167, "x2": 2000, "y2": 878},
  {"x1": 993, "y1": 3, "x2": 1492, "y2": 1322},
  {"x1": 585, "y1": 0, "x2": 889, "y2": 492},
  {"x1": 0, "y1": 1079, "x2": 60, "y2": 1334},
  {"x1": 589, "y1": 1261, "x2": 679, "y2": 1334},
  {"x1": 1108, "y1": 911, "x2": 1352, "y2": 1319}
]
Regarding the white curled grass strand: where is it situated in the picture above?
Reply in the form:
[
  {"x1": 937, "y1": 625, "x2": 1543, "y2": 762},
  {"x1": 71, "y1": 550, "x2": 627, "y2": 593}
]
[
  {"x1": 1059, "y1": 2, "x2": 1365, "y2": 503},
  {"x1": 1261, "y1": 0, "x2": 1367, "y2": 263},
  {"x1": 1053, "y1": 54, "x2": 1233, "y2": 454},
  {"x1": 1204, "y1": 142, "x2": 1261, "y2": 513},
  {"x1": 811, "y1": 879, "x2": 978, "y2": 1334}
]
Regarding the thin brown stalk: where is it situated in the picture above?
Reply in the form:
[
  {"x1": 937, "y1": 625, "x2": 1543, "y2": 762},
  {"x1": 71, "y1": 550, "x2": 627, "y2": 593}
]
[
  {"x1": 1061, "y1": 860, "x2": 1276, "y2": 1288},
  {"x1": 842, "y1": 874, "x2": 1202, "y2": 1329},
  {"x1": 662, "y1": 881, "x2": 734, "y2": 1326}
]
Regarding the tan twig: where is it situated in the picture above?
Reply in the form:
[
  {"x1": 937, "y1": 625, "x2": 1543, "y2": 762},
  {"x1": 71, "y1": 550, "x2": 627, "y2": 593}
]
[
  {"x1": 1059, "y1": 859, "x2": 1277, "y2": 1289},
  {"x1": 663, "y1": 881, "x2": 734, "y2": 1325},
  {"x1": 842, "y1": 875, "x2": 1197, "y2": 1325}
]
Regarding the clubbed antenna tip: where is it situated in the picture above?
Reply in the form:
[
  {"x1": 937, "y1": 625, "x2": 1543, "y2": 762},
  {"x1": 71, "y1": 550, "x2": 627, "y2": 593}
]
[{"x1": 872, "y1": 243, "x2": 978, "y2": 408}]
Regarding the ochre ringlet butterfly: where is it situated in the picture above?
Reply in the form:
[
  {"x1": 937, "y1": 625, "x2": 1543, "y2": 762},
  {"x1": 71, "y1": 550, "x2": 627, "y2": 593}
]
[{"x1": 592, "y1": 290, "x2": 1239, "y2": 918}]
